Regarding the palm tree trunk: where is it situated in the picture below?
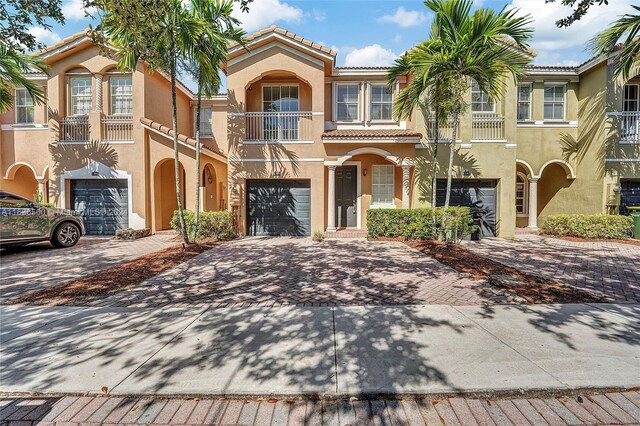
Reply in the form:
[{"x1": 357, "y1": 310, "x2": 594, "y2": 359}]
[
  {"x1": 441, "y1": 111, "x2": 458, "y2": 241},
  {"x1": 193, "y1": 71, "x2": 203, "y2": 242},
  {"x1": 169, "y1": 29, "x2": 189, "y2": 244},
  {"x1": 431, "y1": 108, "x2": 440, "y2": 206}
]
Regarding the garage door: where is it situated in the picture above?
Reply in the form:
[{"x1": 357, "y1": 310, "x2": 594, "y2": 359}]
[
  {"x1": 71, "y1": 179, "x2": 129, "y2": 235},
  {"x1": 247, "y1": 179, "x2": 311, "y2": 236},
  {"x1": 436, "y1": 179, "x2": 498, "y2": 240},
  {"x1": 620, "y1": 179, "x2": 640, "y2": 215}
]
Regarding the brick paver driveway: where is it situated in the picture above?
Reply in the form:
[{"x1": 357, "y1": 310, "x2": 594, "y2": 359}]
[
  {"x1": 464, "y1": 235, "x2": 640, "y2": 303},
  {"x1": 0, "y1": 233, "x2": 177, "y2": 301},
  {"x1": 95, "y1": 237, "x2": 502, "y2": 308}
]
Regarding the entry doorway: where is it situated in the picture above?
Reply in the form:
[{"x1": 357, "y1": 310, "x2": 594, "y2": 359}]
[{"x1": 336, "y1": 165, "x2": 357, "y2": 228}]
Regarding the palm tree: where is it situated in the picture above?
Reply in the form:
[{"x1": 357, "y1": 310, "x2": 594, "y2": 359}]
[
  {"x1": 388, "y1": 0, "x2": 533, "y2": 218},
  {"x1": 591, "y1": 5, "x2": 640, "y2": 80},
  {"x1": 185, "y1": 0, "x2": 245, "y2": 241},
  {"x1": 0, "y1": 44, "x2": 49, "y2": 113},
  {"x1": 97, "y1": 0, "x2": 205, "y2": 243}
]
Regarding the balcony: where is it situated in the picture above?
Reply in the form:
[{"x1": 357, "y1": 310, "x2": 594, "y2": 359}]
[
  {"x1": 60, "y1": 116, "x2": 89, "y2": 142},
  {"x1": 244, "y1": 112, "x2": 315, "y2": 143},
  {"x1": 102, "y1": 115, "x2": 133, "y2": 142},
  {"x1": 425, "y1": 116, "x2": 459, "y2": 142},
  {"x1": 620, "y1": 111, "x2": 639, "y2": 143},
  {"x1": 472, "y1": 113, "x2": 505, "y2": 141}
]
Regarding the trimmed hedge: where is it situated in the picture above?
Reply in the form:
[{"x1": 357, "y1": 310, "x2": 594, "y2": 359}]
[
  {"x1": 541, "y1": 214, "x2": 633, "y2": 239},
  {"x1": 367, "y1": 207, "x2": 476, "y2": 242},
  {"x1": 171, "y1": 210, "x2": 237, "y2": 240}
]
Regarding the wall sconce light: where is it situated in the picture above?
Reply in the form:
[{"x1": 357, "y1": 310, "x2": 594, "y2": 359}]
[
  {"x1": 363, "y1": 168, "x2": 368, "y2": 176},
  {"x1": 205, "y1": 167, "x2": 213, "y2": 184},
  {"x1": 231, "y1": 183, "x2": 240, "y2": 194},
  {"x1": 463, "y1": 169, "x2": 471, "y2": 177}
]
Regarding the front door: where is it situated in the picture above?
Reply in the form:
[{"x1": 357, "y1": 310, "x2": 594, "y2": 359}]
[{"x1": 336, "y1": 166, "x2": 357, "y2": 228}]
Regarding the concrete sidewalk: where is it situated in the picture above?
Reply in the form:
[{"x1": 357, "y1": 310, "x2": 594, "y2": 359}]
[{"x1": 1, "y1": 303, "x2": 638, "y2": 397}]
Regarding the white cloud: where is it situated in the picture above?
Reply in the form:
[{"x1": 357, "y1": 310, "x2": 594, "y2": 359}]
[
  {"x1": 393, "y1": 33, "x2": 402, "y2": 43},
  {"x1": 61, "y1": 0, "x2": 96, "y2": 21},
  {"x1": 29, "y1": 27, "x2": 62, "y2": 45},
  {"x1": 312, "y1": 9, "x2": 327, "y2": 22},
  {"x1": 344, "y1": 44, "x2": 397, "y2": 67},
  {"x1": 232, "y1": 0, "x2": 303, "y2": 33},
  {"x1": 507, "y1": 0, "x2": 636, "y2": 64},
  {"x1": 377, "y1": 7, "x2": 429, "y2": 28}
]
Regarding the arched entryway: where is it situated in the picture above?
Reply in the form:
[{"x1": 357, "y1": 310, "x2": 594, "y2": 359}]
[
  {"x1": 2, "y1": 163, "x2": 42, "y2": 201},
  {"x1": 201, "y1": 163, "x2": 218, "y2": 211},
  {"x1": 154, "y1": 159, "x2": 186, "y2": 231}
]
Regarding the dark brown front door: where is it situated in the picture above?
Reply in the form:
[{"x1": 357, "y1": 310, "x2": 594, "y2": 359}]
[{"x1": 336, "y1": 166, "x2": 357, "y2": 228}]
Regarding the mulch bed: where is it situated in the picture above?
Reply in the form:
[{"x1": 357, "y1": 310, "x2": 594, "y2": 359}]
[
  {"x1": 545, "y1": 235, "x2": 640, "y2": 246},
  {"x1": 3, "y1": 242, "x2": 219, "y2": 306},
  {"x1": 400, "y1": 239, "x2": 607, "y2": 304}
]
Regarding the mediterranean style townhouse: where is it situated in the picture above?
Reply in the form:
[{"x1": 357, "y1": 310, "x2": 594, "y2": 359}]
[{"x1": 1, "y1": 26, "x2": 638, "y2": 239}]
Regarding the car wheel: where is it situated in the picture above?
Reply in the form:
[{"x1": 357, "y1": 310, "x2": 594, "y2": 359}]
[{"x1": 51, "y1": 222, "x2": 81, "y2": 248}]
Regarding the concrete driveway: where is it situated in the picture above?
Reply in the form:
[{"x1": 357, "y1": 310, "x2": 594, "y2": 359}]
[
  {"x1": 0, "y1": 233, "x2": 177, "y2": 301},
  {"x1": 94, "y1": 237, "x2": 503, "y2": 308}
]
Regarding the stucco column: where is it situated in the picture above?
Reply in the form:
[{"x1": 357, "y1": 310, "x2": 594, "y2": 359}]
[
  {"x1": 37, "y1": 178, "x2": 48, "y2": 202},
  {"x1": 327, "y1": 165, "x2": 337, "y2": 232},
  {"x1": 527, "y1": 177, "x2": 539, "y2": 229},
  {"x1": 402, "y1": 165, "x2": 411, "y2": 209},
  {"x1": 94, "y1": 74, "x2": 103, "y2": 113}
]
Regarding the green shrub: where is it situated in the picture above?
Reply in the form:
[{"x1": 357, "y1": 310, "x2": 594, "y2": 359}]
[
  {"x1": 541, "y1": 214, "x2": 633, "y2": 239},
  {"x1": 312, "y1": 231, "x2": 325, "y2": 242},
  {"x1": 367, "y1": 207, "x2": 476, "y2": 243},
  {"x1": 171, "y1": 210, "x2": 237, "y2": 240}
]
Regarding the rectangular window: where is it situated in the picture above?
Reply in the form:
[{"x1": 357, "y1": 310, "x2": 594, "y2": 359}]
[
  {"x1": 515, "y1": 174, "x2": 528, "y2": 215},
  {"x1": 543, "y1": 84, "x2": 565, "y2": 121},
  {"x1": 15, "y1": 88, "x2": 34, "y2": 124},
  {"x1": 371, "y1": 165, "x2": 395, "y2": 206},
  {"x1": 196, "y1": 106, "x2": 213, "y2": 137},
  {"x1": 517, "y1": 84, "x2": 531, "y2": 121},
  {"x1": 262, "y1": 85, "x2": 299, "y2": 140},
  {"x1": 623, "y1": 84, "x2": 639, "y2": 112},
  {"x1": 370, "y1": 84, "x2": 393, "y2": 121},
  {"x1": 471, "y1": 81, "x2": 494, "y2": 112},
  {"x1": 336, "y1": 84, "x2": 359, "y2": 122},
  {"x1": 110, "y1": 76, "x2": 132, "y2": 115},
  {"x1": 70, "y1": 77, "x2": 92, "y2": 115}
]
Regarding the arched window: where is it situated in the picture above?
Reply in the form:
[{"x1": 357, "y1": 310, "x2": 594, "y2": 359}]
[{"x1": 516, "y1": 172, "x2": 528, "y2": 216}]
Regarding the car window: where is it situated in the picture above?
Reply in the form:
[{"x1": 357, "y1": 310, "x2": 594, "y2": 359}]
[{"x1": 0, "y1": 195, "x2": 30, "y2": 208}]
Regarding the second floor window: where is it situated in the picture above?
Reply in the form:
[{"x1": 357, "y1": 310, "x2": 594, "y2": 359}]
[
  {"x1": 517, "y1": 84, "x2": 531, "y2": 121},
  {"x1": 471, "y1": 81, "x2": 494, "y2": 112},
  {"x1": 623, "y1": 84, "x2": 639, "y2": 112},
  {"x1": 70, "y1": 77, "x2": 92, "y2": 115},
  {"x1": 370, "y1": 84, "x2": 393, "y2": 121},
  {"x1": 544, "y1": 84, "x2": 565, "y2": 121},
  {"x1": 336, "y1": 84, "x2": 359, "y2": 122},
  {"x1": 15, "y1": 88, "x2": 34, "y2": 124},
  {"x1": 110, "y1": 76, "x2": 132, "y2": 115},
  {"x1": 372, "y1": 165, "x2": 395, "y2": 206},
  {"x1": 263, "y1": 85, "x2": 299, "y2": 112},
  {"x1": 197, "y1": 107, "x2": 213, "y2": 137}
]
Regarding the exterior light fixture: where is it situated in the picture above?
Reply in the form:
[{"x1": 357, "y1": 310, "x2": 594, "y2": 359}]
[
  {"x1": 363, "y1": 168, "x2": 368, "y2": 176},
  {"x1": 463, "y1": 169, "x2": 471, "y2": 177}
]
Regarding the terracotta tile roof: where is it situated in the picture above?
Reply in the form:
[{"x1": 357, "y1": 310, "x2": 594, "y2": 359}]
[
  {"x1": 229, "y1": 25, "x2": 337, "y2": 56},
  {"x1": 36, "y1": 29, "x2": 92, "y2": 56},
  {"x1": 140, "y1": 117, "x2": 227, "y2": 161},
  {"x1": 322, "y1": 129, "x2": 422, "y2": 139},
  {"x1": 334, "y1": 66, "x2": 390, "y2": 70}
]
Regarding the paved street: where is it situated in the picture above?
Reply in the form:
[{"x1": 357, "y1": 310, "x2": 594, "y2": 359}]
[
  {"x1": 2, "y1": 391, "x2": 640, "y2": 425},
  {"x1": 1, "y1": 303, "x2": 638, "y2": 396},
  {"x1": 93, "y1": 238, "x2": 503, "y2": 308},
  {"x1": 464, "y1": 235, "x2": 640, "y2": 303},
  {"x1": 0, "y1": 233, "x2": 177, "y2": 301}
]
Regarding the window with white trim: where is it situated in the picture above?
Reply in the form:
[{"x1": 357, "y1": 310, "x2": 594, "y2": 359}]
[
  {"x1": 517, "y1": 84, "x2": 531, "y2": 121},
  {"x1": 471, "y1": 81, "x2": 494, "y2": 112},
  {"x1": 336, "y1": 83, "x2": 359, "y2": 122},
  {"x1": 110, "y1": 76, "x2": 132, "y2": 115},
  {"x1": 543, "y1": 84, "x2": 565, "y2": 120},
  {"x1": 515, "y1": 173, "x2": 528, "y2": 215},
  {"x1": 262, "y1": 85, "x2": 299, "y2": 140},
  {"x1": 623, "y1": 84, "x2": 639, "y2": 112},
  {"x1": 196, "y1": 106, "x2": 213, "y2": 137},
  {"x1": 372, "y1": 165, "x2": 394, "y2": 206},
  {"x1": 70, "y1": 77, "x2": 92, "y2": 115},
  {"x1": 15, "y1": 88, "x2": 34, "y2": 124},
  {"x1": 369, "y1": 84, "x2": 393, "y2": 121}
]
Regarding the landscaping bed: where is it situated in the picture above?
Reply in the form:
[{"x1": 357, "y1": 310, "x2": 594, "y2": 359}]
[
  {"x1": 401, "y1": 239, "x2": 608, "y2": 304},
  {"x1": 2, "y1": 242, "x2": 219, "y2": 306}
]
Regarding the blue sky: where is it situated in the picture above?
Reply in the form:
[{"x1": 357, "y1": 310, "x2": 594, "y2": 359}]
[{"x1": 32, "y1": 0, "x2": 637, "y2": 89}]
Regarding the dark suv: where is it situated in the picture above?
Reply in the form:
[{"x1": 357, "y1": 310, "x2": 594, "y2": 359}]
[{"x1": 0, "y1": 191, "x2": 85, "y2": 248}]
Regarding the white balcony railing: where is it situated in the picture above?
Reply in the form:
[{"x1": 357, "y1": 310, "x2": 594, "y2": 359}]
[
  {"x1": 102, "y1": 115, "x2": 133, "y2": 141},
  {"x1": 425, "y1": 116, "x2": 459, "y2": 142},
  {"x1": 245, "y1": 111, "x2": 314, "y2": 142},
  {"x1": 60, "y1": 116, "x2": 89, "y2": 142},
  {"x1": 472, "y1": 113, "x2": 505, "y2": 141},
  {"x1": 620, "y1": 111, "x2": 639, "y2": 143}
]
